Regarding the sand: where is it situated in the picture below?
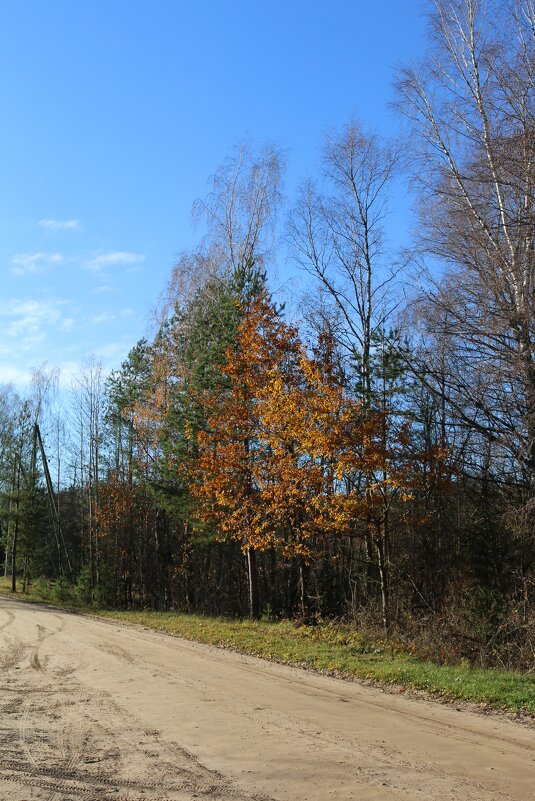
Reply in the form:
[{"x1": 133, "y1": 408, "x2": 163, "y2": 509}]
[{"x1": 0, "y1": 595, "x2": 533, "y2": 800}]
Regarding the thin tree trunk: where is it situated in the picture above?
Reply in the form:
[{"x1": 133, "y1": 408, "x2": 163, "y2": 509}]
[
  {"x1": 11, "y1": 508, "x2": 19, "y2": 593},
  {"x1": 11, "y1": 445, "x2": 23, "y2": 593},
  {"x1": 299, "y1": 559, "x2": 309, "y2": 621},
  {"x1": 375, "y1": 530, "x2": 389, "y2": 636},
  {"x1": 246, "y1": 546, "x2": 259, "y2": 620}
]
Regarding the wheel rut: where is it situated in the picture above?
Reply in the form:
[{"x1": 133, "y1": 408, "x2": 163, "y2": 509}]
[{"x1": 0, "y1": 607, "x2": 273, "y2": 801}]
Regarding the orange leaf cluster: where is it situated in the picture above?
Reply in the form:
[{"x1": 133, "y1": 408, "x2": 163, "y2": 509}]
[{"x1": 192, "y1": 293, "x2": 441, "y2": 561}]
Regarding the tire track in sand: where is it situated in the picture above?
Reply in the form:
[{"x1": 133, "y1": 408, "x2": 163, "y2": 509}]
[{"x1": 0, "y1": 605, "x2": 275, "y2": 801}]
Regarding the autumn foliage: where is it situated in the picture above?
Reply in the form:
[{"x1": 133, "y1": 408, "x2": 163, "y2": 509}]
[{"x1": 188, "y1": 293, "x2": 442, "y2": 624}]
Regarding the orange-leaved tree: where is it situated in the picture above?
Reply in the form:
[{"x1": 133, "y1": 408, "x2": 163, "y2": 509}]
[
  {"x1": 193, "y1": 293, "x2": 371, "y2": 619},
  {"x1": 192, "y1": 292, "x2": 299, "y2": 619},
  {"x1": 194, "y1": 291, "x2": 444, "y2": 626}
]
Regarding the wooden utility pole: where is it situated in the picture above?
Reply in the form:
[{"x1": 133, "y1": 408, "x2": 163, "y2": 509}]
[{"x1": 34, "y1": 423, "x2": 73, "y2": 579}]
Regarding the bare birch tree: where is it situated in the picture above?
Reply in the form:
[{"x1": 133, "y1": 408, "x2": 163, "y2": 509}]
[
  {"x1": 288, "y1": 122, "x2": 400, "y2": 403},
  {"x1": 397, "y1": 0, "x2": 535, "y2": 489},
  {"x1": 193, "y1": 140, "x2": 285, "y2": 277},
  {"x1": 288, "y1": 121, "x2": 402, "y2": 630}
]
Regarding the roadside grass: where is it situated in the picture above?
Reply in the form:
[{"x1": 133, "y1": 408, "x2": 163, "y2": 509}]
[{"x1": 1, "y1": 576, "x2": 534, "y2": 716}]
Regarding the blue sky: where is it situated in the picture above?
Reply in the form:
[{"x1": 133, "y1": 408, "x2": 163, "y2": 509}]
[{"x1": 0, "y1": 1, "x2": 427, "y2": 389}]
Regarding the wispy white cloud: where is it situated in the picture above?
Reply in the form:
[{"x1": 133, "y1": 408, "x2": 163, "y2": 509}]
[
  {"x1": 0, "y1": 298, "x2": 78, "y2": 393},
  {"x1": 39, "y1": 219, "x2": 80, "y2": 230},
  {"x1": 90, "y1": 307, "x2": 135, "y2": 325},
  {"x1": 61, "y1": 317, "x2": 75, "y2": 332},
  {"x1": 0, "y1": 365, "x2": 33, "y2": 387},
  {"x1": 0, "y1": 298, "x2": 73, "y2": 341},
  {"x1": 0, "y1": 300, "x2": 62, "y2": 337},
  {"x1": 91, "y1": 312, "x2": 116, "y2": 325},
  {"x1": 97, "y1": 340, "x2": 131, "y2": 360},
  {"x1": 84, "y1": 251, "x2": 145, "y2": 272},
  {"x1": 11, "y1": 252, "x2": 63, "y2": 276},
  {"x1": 54, "y1": 360, "x2": 85, "y2": 389},
  {"x1": 0, "y1": 293, "x2": 137, "y2": 391},
  {"x1": 0, "y1": 360, "x2": 80, "y2": 391}
]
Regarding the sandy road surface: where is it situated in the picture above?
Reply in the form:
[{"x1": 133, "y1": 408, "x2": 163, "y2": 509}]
[{"x1": 0, "y1": 597, "x2": 534, "y2": 801}]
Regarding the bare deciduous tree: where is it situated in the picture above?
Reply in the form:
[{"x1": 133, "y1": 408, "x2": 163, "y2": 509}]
[
  {"x1": 397, "y1": 0, "x2": 535, "y2": 488},
  {"x1": 288, "y1": 121, "x2": 400, "y2": 404},
  {"x1": 193, "y1": 140, "x2": 285, "y2": 276}
]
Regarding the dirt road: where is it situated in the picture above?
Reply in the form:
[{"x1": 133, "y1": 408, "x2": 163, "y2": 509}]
[{"x1": 0, "y1": 596, "x2": 533, "y2": 801}]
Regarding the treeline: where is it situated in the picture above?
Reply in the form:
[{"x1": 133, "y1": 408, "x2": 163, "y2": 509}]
[{"x1": 1, "y1": 0, "x2": 535, "y2": 670}]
